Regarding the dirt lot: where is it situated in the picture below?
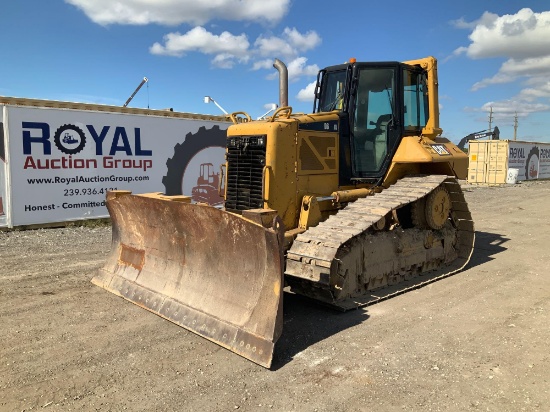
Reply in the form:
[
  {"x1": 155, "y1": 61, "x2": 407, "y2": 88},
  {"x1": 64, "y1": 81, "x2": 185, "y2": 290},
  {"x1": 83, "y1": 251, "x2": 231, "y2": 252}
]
[{"x1": 1, "y1": 181, "x2": 549, "y2": 412}]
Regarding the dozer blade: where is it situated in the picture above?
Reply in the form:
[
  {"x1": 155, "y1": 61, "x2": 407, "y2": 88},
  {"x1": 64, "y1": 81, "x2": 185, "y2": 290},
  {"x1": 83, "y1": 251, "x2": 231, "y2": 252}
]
[{"x1": 92, "y1": 191, "x2": 284, "y2": 368}]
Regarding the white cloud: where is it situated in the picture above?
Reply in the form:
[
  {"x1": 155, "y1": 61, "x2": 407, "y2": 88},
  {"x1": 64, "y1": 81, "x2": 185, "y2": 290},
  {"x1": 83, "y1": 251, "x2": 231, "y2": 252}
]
[
  {"x1": 150, "y1": 27, "x2": 250, "y2": 68},
  {"x1": 151, "y1": 26, "x2": 322, "y2": 75},
  {"x1": 266, "y1": 57, "x2": 319, "y2": 81},
  {"x1": 450, "y1": 17, "x2": 476, "y2": 30},
  {"x1": 296, "y1": 81, "x2": 316, "y2": 102},
  {"x1": 282, "y1": 28, "x2": 322, "y2": 52},
  {"x1": 462, "y1": 9, "x2": 550, "y2": 60},
  {"x1": 441, "y1": 46, "x2": 467, "y2": 63},
  {"x1": 454, "y1": 8, "x2": 550, "y2": 118},
  {"x1": 211, "y1": 53, "x2": 241, "y2": 69},
  {"x1": 254, "y1": 27, "x2": 322, "y2": 60},
  {"x1": 465, "y1": 98, "x2": 550, "y2": 122},
  {"x1": 472, "y1": 56, "x2": 550, "y2": 91},
  {"x1": 251, "y1": 59, "x2": 274, "y2": 71},
  {"x1": 471, "y1": 72, "x2": 515, "y2": 91},
  {"x1": 251, "y1": 28, "x2": 321, "y2": 81},
  {"x1": 255, "y1": 35, "x2": 297, "y2": 59},
  {"x1": 287, "y1": 57, "x2": 319, "y2": 81},
  {"x1": 450, "y1": 11, "x2": 500, "y2": 31},
  {"x1": 499, "y1": 56, "x2": 550, "y2": 77},
  {"x1": 480, "y1": 100, "x2": 550, "y2": 118},
  {"x1": 518, "y1": 80, "x2": 550, "y2": 102},
  {"x1": 452, "y1": 9, "x2": 550, "y2": 62},
  {"x1": 65, "y1": 0, "x2": 289, "y2": 26}
]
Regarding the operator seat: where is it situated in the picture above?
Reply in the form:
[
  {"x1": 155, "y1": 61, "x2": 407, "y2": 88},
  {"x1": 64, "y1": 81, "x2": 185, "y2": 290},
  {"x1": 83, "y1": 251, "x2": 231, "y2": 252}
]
[
  {"x1": 353, "y1": 114, "x2": 392, "y2": 174},
  {"x1": 373, "y1": 114, "x2": 392, "y2": 170}
]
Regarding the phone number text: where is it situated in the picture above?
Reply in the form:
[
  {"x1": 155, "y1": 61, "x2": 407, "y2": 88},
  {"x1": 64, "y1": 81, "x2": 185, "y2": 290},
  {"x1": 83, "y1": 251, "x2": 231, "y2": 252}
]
[{"x1": 64, "y1": 187, "x2": 118, "y2": 197}]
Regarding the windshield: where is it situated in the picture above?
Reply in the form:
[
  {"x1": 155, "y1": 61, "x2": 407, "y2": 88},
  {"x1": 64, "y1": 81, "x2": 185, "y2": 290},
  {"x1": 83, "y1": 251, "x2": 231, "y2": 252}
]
[{"x1": 317, "y1": 70, "x2": 347, "y2": 112}]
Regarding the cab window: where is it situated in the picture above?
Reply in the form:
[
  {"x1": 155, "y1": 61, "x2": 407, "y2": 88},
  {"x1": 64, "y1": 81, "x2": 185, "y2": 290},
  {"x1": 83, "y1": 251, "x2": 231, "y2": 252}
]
[
  {"x1": 318, "y1": 70, "x2": 347, "y2": 112},
  {"x1": 403, "y1": 69, "x2": 428, "y2": 132}
]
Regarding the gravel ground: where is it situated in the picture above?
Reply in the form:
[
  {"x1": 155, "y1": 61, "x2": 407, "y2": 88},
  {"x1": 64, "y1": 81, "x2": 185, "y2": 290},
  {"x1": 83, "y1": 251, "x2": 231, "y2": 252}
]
[{"x1": 1, "y1": 181, "x2": 549, "y2": 411}]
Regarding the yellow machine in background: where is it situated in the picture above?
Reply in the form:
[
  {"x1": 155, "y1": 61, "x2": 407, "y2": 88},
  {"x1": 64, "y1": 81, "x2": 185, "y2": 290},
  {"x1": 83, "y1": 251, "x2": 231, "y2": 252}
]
[{"x1": 93, "y1": 57, "x2": 474, "y2": 368}]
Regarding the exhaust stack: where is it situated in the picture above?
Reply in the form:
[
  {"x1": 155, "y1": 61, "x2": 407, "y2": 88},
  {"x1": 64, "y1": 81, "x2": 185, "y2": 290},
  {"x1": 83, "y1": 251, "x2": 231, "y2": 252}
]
[{"x1": 273, "y1": 59, "x2": 288, "y2": 107}]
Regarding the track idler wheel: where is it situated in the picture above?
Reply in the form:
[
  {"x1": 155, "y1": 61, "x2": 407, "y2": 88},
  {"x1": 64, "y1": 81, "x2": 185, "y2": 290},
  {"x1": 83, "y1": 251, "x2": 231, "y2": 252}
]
[
  {"x1": 425, "y1": 186, "x2": 451, "y2": 229},
  {"x1": 411, "y1": 185, "x2": 451, "y2": 230}
]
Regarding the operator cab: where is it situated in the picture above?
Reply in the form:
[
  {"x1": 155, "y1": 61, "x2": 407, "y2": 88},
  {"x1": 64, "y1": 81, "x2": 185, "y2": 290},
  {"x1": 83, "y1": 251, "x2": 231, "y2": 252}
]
[{"x1": 313, "y1": 60, "x2": 429, "y2": 184}]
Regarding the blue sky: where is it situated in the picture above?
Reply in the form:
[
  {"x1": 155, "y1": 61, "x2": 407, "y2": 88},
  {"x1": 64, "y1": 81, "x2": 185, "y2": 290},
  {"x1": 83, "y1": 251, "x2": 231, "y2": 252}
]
[{"x1": 1, "y1": 1, "x2": 549, "y2": 143}]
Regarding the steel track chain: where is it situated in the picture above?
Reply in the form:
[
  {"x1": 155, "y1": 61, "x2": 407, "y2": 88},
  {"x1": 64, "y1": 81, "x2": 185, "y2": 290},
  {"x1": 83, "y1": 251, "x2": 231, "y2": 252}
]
[{"x1": 285, "y1": 175, "x2": 475, "y2": 309}]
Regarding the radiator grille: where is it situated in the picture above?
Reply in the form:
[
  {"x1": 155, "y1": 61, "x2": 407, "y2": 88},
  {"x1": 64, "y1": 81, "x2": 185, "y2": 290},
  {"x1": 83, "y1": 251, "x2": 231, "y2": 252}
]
[{"x1": 225, "y1": 135, "x2": 267, "y2": 212}]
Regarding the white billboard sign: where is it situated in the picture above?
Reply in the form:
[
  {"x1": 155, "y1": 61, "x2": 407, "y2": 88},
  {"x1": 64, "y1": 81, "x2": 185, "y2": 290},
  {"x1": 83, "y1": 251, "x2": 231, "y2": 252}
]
[
  {"x1": 5, "y1": 106, "x2": 229, "y2": 226},
  {"x1": 507, "y1": 141, "x2": 550, "y2": 181},
  {"x1": 0, "y1": 107, "x2": 7, "y2": 227}
]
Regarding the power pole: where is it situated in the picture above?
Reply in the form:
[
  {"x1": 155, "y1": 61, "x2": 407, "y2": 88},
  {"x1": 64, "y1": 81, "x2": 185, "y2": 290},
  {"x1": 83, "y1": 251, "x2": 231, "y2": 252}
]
[
  {"x1": 488, "y1": 106, "x2": 493, "y2": 132},
  {"x1": 513, "y1": 112, "x2": 518, "y2": 141}
]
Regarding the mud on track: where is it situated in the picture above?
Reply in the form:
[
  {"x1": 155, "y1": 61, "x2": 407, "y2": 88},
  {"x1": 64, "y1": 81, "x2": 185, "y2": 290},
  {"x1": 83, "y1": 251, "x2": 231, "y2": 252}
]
[{"x1": 1, "y1": 181, "x2": 549, "y2": 411}]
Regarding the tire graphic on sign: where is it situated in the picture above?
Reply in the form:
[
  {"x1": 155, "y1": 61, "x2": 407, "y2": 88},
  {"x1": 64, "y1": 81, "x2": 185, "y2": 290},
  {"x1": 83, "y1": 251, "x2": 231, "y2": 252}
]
[
  {"x1": 525, "y1": 146, "x2": 539, "y2": 180},
  {"x1": 54, "y1": 124, "x2": 86, "y2": 155},
  {"x1": 162, "y1": 126, "x2": 227, "y2": 205}
]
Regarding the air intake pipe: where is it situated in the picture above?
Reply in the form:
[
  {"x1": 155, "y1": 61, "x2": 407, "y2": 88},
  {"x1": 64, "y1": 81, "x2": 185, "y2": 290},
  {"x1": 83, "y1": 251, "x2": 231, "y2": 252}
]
[{"x1": 273, "y1": 59, "x2": 288, "y2": 108}]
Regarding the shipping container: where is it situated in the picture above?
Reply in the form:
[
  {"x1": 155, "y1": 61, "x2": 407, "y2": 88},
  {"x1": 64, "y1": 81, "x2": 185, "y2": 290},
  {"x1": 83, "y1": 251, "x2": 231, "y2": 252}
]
[{"x1": 467, "y1": 140, "x2": 550, "y2": 185}]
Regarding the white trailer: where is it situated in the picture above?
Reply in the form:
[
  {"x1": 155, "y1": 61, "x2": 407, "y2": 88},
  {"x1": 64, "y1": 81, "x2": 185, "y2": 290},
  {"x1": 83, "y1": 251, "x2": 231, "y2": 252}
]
[{"x1": 0, "y1": 97, "x2": 232, "y2": 228}]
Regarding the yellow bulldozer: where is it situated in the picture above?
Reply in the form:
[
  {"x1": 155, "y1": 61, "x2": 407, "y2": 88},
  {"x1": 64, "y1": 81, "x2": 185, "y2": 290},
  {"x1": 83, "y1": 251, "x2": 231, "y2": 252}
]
[{"x1": 93, "y1": 56, "x2": 474, "y2": 368}]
